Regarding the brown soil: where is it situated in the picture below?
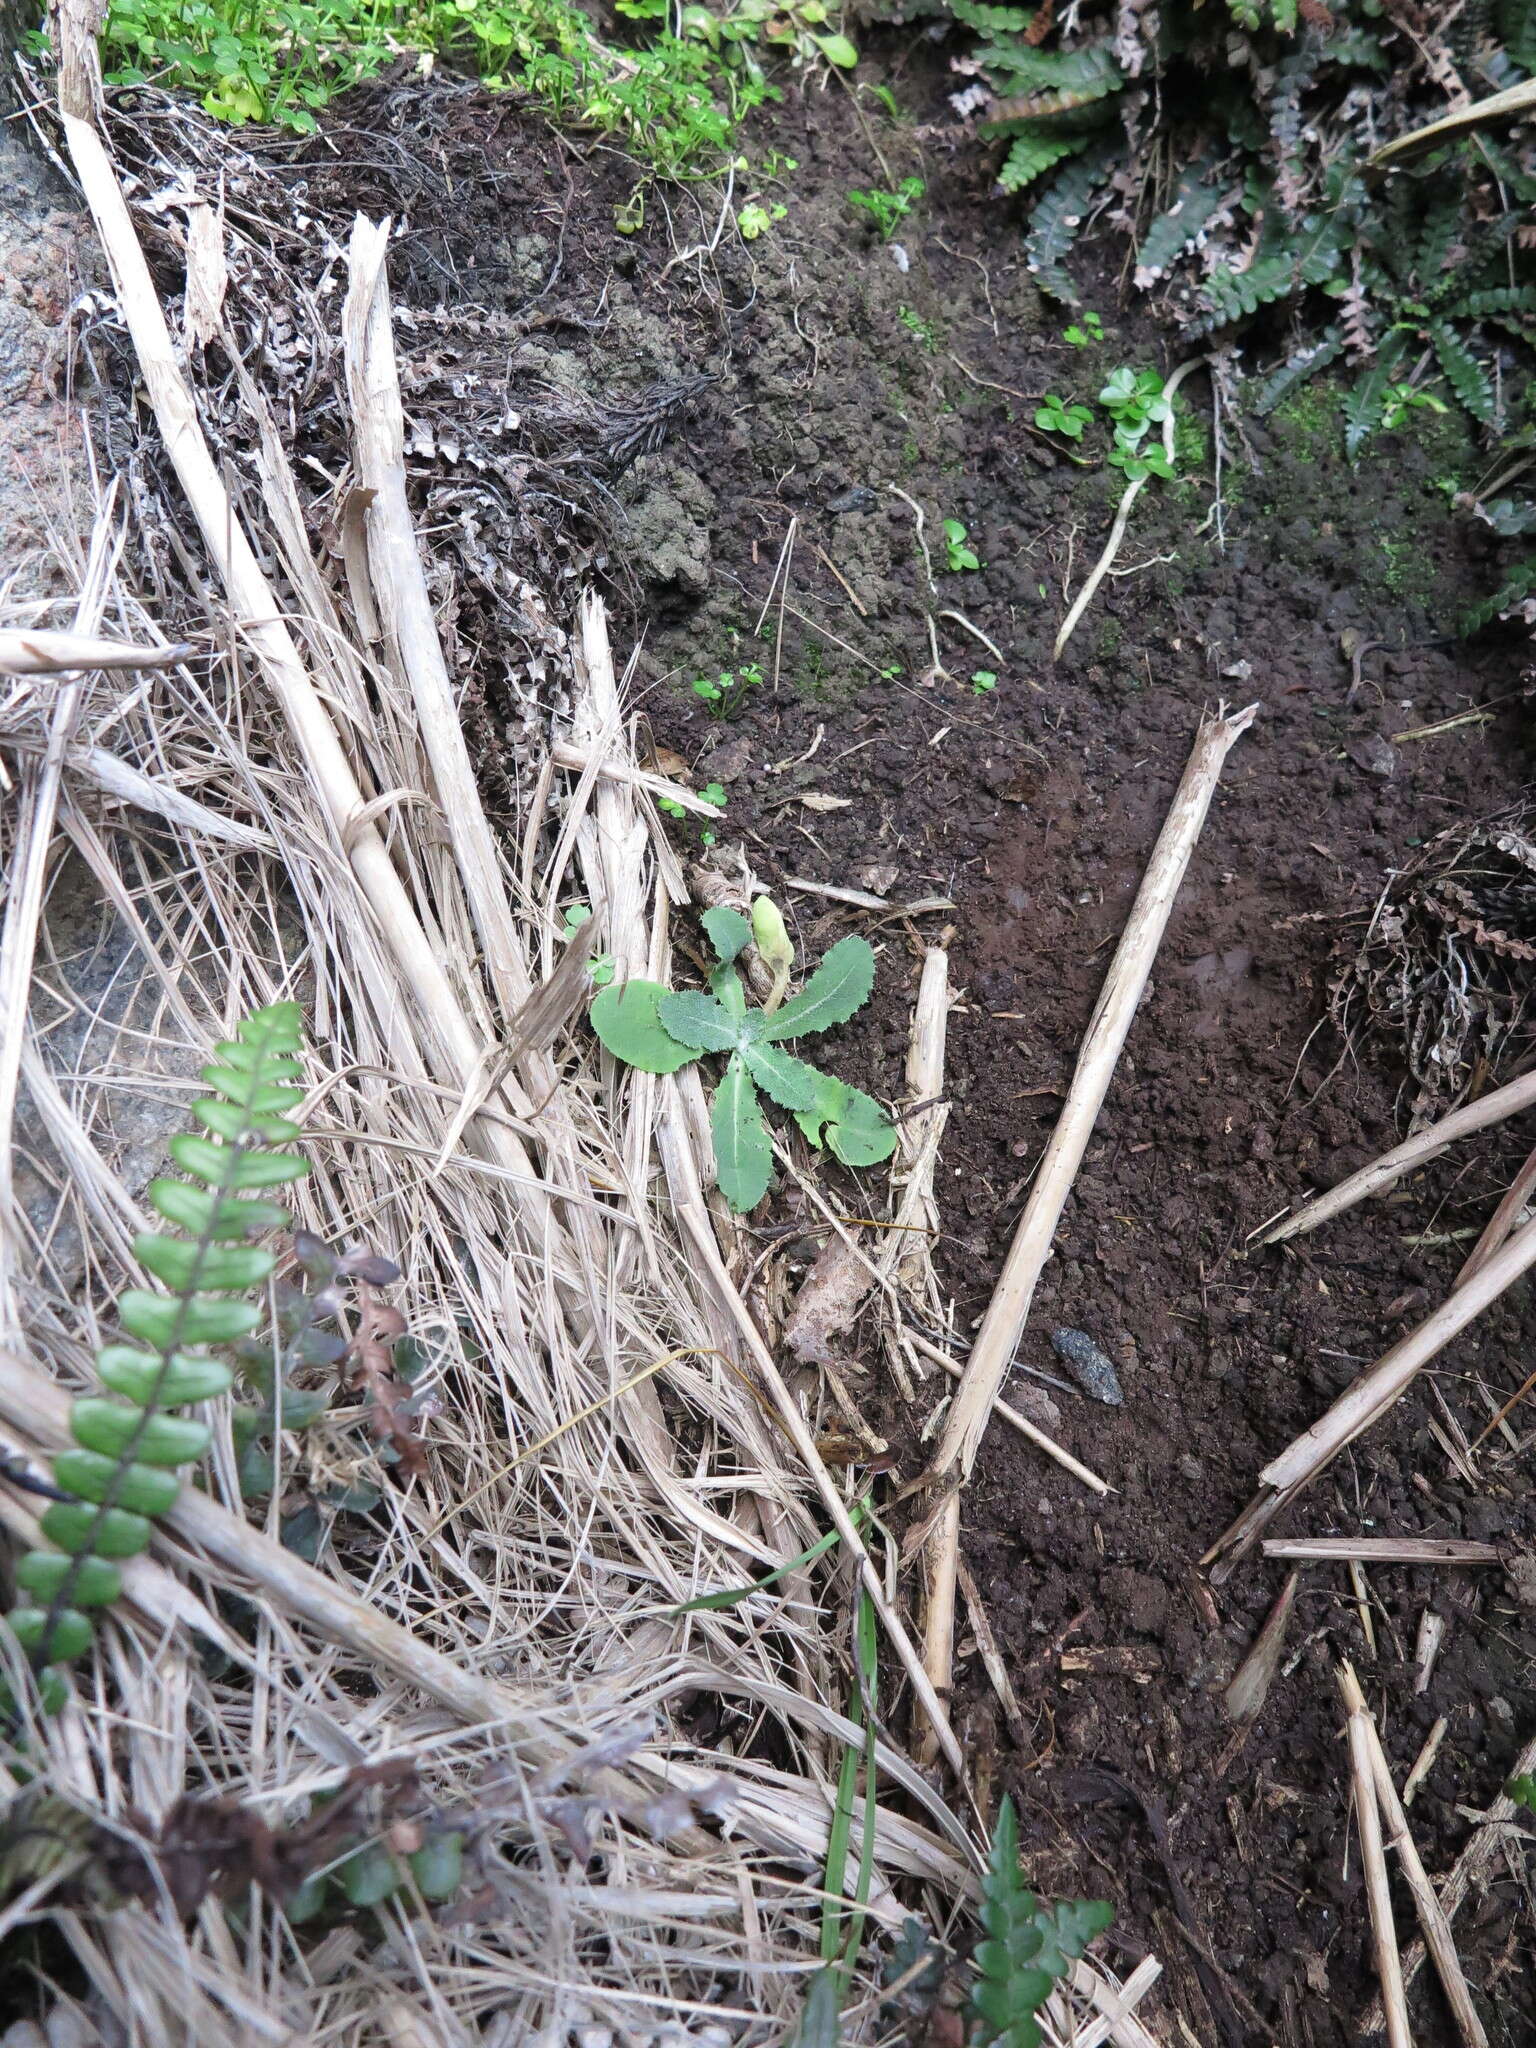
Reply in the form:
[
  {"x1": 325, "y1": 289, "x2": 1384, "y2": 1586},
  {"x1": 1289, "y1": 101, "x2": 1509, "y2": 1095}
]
[{"x1": 102, "y1": 57, "x2": 1536, "y2": 2046}]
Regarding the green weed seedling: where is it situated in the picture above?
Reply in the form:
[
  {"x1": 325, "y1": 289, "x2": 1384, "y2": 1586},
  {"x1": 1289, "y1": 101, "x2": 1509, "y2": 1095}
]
[
  {"x1": 1381, "y1": 382, "x2": 1450, "y2": 432},
  {"x1": 848, "y1": 175, "x2": 924, "y2": 242},
  {"x1": 692, "y1": 662, "x2": 763, "y2": 715},
  {"x1": 899, "y1": 305, "x2": 939, "y2": 351},
  {"x1": 971, "y1": 670, "x2": 997, "y2": 694},
  {"x1": 737, "y1": 201, "x2": 786, "y2": 240},
  {"x1": 590, "y1": 904, "x2": 894, "y2": 1211},
  {"x1": 1034, "y1": 394, "x2": 1093, "y2": 440},
  {"x1": 943, "y1": 518, "x2": 981, "y2": 572},
  {"x1": 1098, "y1": 366, "x2": 1176, "y2": 482},
  {"x1": 1063, "y1": 312, "x2": 1103, "y2": 347},
  {"x1": 971, "y1": 1797, "x2": 1112, "y2": 2048}
]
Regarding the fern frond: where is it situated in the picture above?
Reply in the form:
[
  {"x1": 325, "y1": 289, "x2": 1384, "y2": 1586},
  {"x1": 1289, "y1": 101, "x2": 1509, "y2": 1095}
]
[
  {"x1": 1024, "y1": 136, "x2": 1118, "y2": 302},
  {"x1": 971, "y1": 1798, "x2": 1112, "y2": 2048},
  {"x1": 1464, "y1": 556, "x2": 1536, "y2": 633},
  {"x1": 948, "y1": 0, "x2": 1035, "y2": 35},
  {"x1": 7, "y1": 1002, "x2": 308, "y2": 1683},
  {"x1": 1254, "y1": 326, "x2": 1344, "y2": 413},
  {"x1": 1455, "y1": 284, "x2": 1536, "y2": 322},
  {"x1": 1134, "y1": 154, "x2": 1230, "y2": 284},
  {"x1": 982, "y1": 42, "x2": 1122, "y2": 97},
  {"x1": 1343, "y1": 328, "x2": 1410, "y2": 458},
  {"x1": 1429, "y1": 320, "x2": 1497, "y2": 425},
  {"x1": 996, "y1": 130, "x2": 1088, "y2": 192}
]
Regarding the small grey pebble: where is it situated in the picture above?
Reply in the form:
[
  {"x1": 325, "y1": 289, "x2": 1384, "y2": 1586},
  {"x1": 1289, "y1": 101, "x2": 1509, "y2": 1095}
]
[{"x1": 1050, "y1": 1327, "x2": 1125, "y2": 1406}]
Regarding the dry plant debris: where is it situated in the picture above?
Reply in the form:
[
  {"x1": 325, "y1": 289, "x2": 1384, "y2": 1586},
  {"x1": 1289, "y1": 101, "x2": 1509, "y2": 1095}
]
[{"x1": 0, "y1": 23, "x2": 1170, "y2": 2047}]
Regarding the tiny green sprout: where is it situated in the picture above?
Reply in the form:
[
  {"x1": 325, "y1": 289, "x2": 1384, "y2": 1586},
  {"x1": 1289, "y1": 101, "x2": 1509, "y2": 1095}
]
[
  {"x1": 1034, "y1": 394, "x2": 1094, "y2": 441},
  {"x1": 737, "y1": 200, "x2": 786, "y2": 241},
  {"x1": 898, "y1": 305, "x2": 938, "y2": 352},
  {"x1": 1381, "y1": 381, "x2": 1451, "y2": 431},
  {"x1": 971, "y1": 670, "x2": 997, "y2": 694},
  {"x1": 699, "y1": 781, "x2": 728, "y2": 809},
  {"x1": 847, "y1": 175, "x2": 924, "y2": 243},
  {"x1": 692, "y1": 662, "x2": 762, "y2": 718},
  {"x1": 942, "y1": 519, "x2": 980, "y2": 573},
  {"x1": 879, "y1": 663, "x2": 902, "y2": 680},
  {"x1": 657, "y1": 795, "x2": 686, "y2": 820},
  {"x1": 1063, "y1": 312, "x2": 1104, "y2": 347},
  {"x1": 869, "y1": 82, "x2": 900, "y2": 119},
  {"x1": 563, "y1": 905, "x2": 614, "y2": 987}
]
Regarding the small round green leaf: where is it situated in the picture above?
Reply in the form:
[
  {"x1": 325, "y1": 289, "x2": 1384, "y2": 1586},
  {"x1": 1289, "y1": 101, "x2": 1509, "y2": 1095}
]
[
  {"x1": 15, "y1": 1551, "x2": 121, "y2": 1607},
  {"x1": 40, "y1": 1500, "x2": 153, "y2": 1558},
  {"x1": 120, "y1": 1289, "x2": 260, "y2": 1348},
  {"x1": 408, "y1": 1830, "x2": 464, "y2": 1901},
  {"x1": 53, "y1": 1450, "x2": 181, "y2": 1517},
  {"x1": 9, "y1": 1608, "x2": 94, "y2": 1663},
  {"x1": 341, "y1": 1840, "x2": 400, "y2": 1907},
  {"x1": 71, "y1": 1400, "x2": 211, "y2": 1467}
]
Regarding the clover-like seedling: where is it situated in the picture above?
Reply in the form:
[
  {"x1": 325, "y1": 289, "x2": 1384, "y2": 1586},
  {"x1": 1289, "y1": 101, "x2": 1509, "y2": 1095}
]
[
  {"x1": 1034, "y1": 395, "x2": 1093, "y2": 441},
  {"x1": 589, "y1": 905, "x2": 895, "y2": 1212}
]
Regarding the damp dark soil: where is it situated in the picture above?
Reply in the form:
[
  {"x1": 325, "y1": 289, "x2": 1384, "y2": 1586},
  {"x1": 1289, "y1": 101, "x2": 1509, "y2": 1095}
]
[{"x1": 117, "y1": 57, "x2": 1536, "y2": 2046}]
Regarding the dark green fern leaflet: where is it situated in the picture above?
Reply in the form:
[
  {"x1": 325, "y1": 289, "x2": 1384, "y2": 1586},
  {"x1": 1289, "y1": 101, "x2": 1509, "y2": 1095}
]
[
  {"x1": 9, "y1": 1002, "x2": 308, "y2": 1684},
  {"x1": 971, "y1": 1797, "x2": 1112, "y2": 2048}
]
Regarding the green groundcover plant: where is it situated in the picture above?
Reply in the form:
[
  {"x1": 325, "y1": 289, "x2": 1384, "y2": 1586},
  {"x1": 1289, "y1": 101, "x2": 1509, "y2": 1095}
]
[{"x1": 590, "y1": 904, "x2": 894, "y2": 1211}]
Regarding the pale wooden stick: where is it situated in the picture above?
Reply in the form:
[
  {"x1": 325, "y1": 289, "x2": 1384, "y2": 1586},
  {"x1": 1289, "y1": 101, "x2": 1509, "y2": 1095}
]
[
  {"x1": 956, "y1": 1559, "x2": 1030, "y2": 1750},
  {"x1": 1457, "y1": 1135, "x2": 1536, "y2": 1285},
  {"x1": 1402, "y1": 1717, "x2": 1446, "y2": 1806},
  {"x1": 1224, "y1": 1570, "x2": 1298, "y2": 1725},
  {"x1": 885, "y1": 945, "x2": 951, "y2": 1308},
  {"x1": 550, "y1": 739, "x2": 723, "y2": 816},
  {"x1": 1339, "y1": 1660, "x2": 1488, "y2": 2048},
  {"x1": 1206, "y1": 1209, "x2": 1536, "y2": 1575},
  {"x1": 931, "y1": 700, "x2": 1258, "y2": 1488},
  {"x1": 918, "y1": 704, "x2": 1254, "y2": 1741},
  {"x1": 1263, "y1": 1538, "x2": 1501, "y2": 1564},
  {"x1": 342, "y1": 217, "x2": 528, "y2": 1015},
  {"x1": 0, "y1": 627, "x2": 193, "y2": 675},
  {"x1": 1255, "y1": 1067, "x2": 1536, "y2": 1248},
  {"x1": 1338, "y1": 1661, "x2": 1411, "y2": 2048}
]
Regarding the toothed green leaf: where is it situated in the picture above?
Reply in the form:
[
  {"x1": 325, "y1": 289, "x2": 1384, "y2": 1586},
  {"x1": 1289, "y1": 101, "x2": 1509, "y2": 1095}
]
[
  {"x1": 589, "y1": 980, "x2": 698, "y2": 1073},
  {"x1": 971, "y1": 1797, "x2": 1112, "y2": 2048},
  {"x1": 738, "y1": 1039, "x2": 823, "y2": 1114},
  {"x1": 762, "y1": 937, "x2": 876, "y2": 1041},
  {"x1": 193, "y1": 1097, "x2": 301, "y2": 1143},
  {"x1": 826, "y1": 1089, "x2": 897, "y2": 1168},
  {"x1": 658, "y1": 990, "x2": 743, "y2": 1052},
  {"x1": 712, "y1": 1054, "x2": 773, "y2": 1213}
]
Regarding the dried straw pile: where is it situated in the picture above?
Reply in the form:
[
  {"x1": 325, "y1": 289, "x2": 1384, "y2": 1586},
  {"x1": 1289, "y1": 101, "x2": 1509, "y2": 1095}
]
[{"x1": 0, "y1": 22, "x2": 1164, "y2": 2046}]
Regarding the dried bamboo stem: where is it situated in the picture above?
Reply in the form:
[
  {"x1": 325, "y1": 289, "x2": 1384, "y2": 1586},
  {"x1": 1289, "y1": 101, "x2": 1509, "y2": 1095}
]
[
  {"x1": 1368, "y1": 1722, "x2": 1536, "y2": 2029},
  {"x1": 910, "y1": 1329, "x2": 1110, "y2": 1493},
  {"x1": 550, "y1": 739, "x2": 724, "y2": 816},
  {"x1": 0, "y1": 627, "x2": 192, "y2": 674},
  {"x1": 1256, "y1": 1067, "x2": 1536, "y2": 1248},
  {"x1": 1338, "y1": 1661, "x2": 1411, "y2": 2048},
  {"x1": 917, "y1": 702, "x2": 1255, "y2": 1751},
  {"x1": 342, "y1": 217, "x2": 528, "y2": 1016},
  {"x1": 1262, "y1": 1538, "x2": 1501, "y2": 1564},
  {"x1": 1339, "y1": 1660, "x2": 1488, "y2": 2048},
  {"x1": 1206, "y1": 1210, "x2": 1536, "y2": 1575},
  {"x1": 1457, "y1": 1135, "x2": 1536, "y2": 1285}
]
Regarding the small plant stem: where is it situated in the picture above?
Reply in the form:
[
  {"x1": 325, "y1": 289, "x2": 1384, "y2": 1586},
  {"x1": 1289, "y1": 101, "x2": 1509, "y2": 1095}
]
[
  {"x1": 887, "y1": 485, "x2": 936, "y2": 594},
  {"x1": 1053, "y1": 357, "x2": 1206, "y2": 660}
]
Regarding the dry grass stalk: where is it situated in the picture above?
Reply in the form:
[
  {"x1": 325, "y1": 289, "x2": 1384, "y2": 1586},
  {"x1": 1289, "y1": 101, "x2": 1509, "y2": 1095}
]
[
  {"x1": 1262, "y1": 1538, "x2": 1502, "y2": 1564},
  {"x1": 1206, "y1": 1209, "x2": 1536, "y2": 1575},
  {"x1": 1337, "y1": 1662, "x2": 1412, "y2": 2048},
  {"x1": 1338, "y1": 1661, "x2": 1488, "y2": 2048},
  {"x1": 918, "y1": 703, "x2": 1256, "y2": 1743},
  {"x1": 1255, "y1": 1065, "x2": 1536, "y2": 1248},
  {"x1": 1415, "y1": 1608, "x2": 1447, "y2": 1694},
  {"x1": 551, "y1": 737, "x2": 724, "y2": 816},
  {"x1": 0, "y1": 626, "x2": 193, "y2": 674},
  {"x1": 1402, "y1": 1716, "x2": 1447, "y2": 1806}
]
